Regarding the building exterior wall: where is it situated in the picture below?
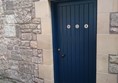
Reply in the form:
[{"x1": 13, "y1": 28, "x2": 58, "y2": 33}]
[
  {"x1": 97, "y1": 0, "x2": 118, "y2": 83},
  {"x1": 0, "y1": 0, "x2": 117, "y2": 83},
  {"x1": 35, "y1": 0, "x2": 54, "y2": 83}
]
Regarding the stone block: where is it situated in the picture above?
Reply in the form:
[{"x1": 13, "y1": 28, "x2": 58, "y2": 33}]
[
  {"x1": 7, "y1": 45, "x2": 13, "y2": 50},
  {"x1": 110, "y1": 27, "x2": 118, "y2": 34},
  {"x1": 109, "y1": 54, "x2": 118, "y2": 74},
  {"x1": 5, "y1": 1, "x2": 14, "y2": 10},
  {"x1": 20, "y1": 41, "x2": 30, "y2": 47},
  {"x1": 110, "y1": 13, "x2": 118, "y2": 27},
  {"x1": 4, "y1": 24, "x2": 16, "y2": 38},
  {"x1": 20, "y1": 28, "x2": 32, "y2": 33},
  {"x1": 13, "y1": 0, "x2": 34, "y2": 8},
  {"x1": 20, "y1": 48, "x2": 33, "y2": 56},
  {"x1": 32, "y1": 18, "x2": 41, "y2": 24},
  {"x1": 32, "y1": 56, "x2": 42, "y2": 64},
  {"x1": 18, "y1": 62, "x2": 34, "y2": 74},
  {"x1": 32, "y1": 49, "x2": 38, "y2": 56},
  {"x1": 5, "y1": 15, "x2": 16, "y2": 24},
  {"x1": 32, "y1": 33, "x2": 37, "y2": 41},
  {"x1": 33, "y1": 78, "x2": 44, "y2": 83},
  {"x1": 13, "y1": 7, "x2": 34, "y2": 23},
  {"x1": 109, "y1": 64, "x2": 118, "y2": 74},
  {"x1": 33, "y1": 29, "x2": 41, "y2": 34},
  {"x1": 30, "y1": 41, "x2": 38, "y2": 48},
  {"x1": 34, "y1": 69, "x2": 39, "y2": 77},
  {"x1": 21, "y1": 33, "x2": 32, "y2": 41},
  {"x1": 109, "y1": 54, "x2": 118, "y2": 64},
  {"x1": 5, "y1": 69, "x2": 19, "y2": 80}
]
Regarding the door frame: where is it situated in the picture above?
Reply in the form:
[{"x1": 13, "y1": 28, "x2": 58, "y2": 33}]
[{"x1": 50, "y1": 1, "x2": 97, "y2": 83}]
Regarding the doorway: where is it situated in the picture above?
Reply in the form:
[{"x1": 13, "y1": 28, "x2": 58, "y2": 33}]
[{"x1": 51, "y1": 1, "x2": 97, "y2": 83}]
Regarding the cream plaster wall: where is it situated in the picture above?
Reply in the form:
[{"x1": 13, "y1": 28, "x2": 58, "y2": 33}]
[
  {"x1": 97, "y1": 0, "x2": 118, "y2": 83},
  {"x1": 35, "y1": 0, "x2": 118, "y2": 83}
]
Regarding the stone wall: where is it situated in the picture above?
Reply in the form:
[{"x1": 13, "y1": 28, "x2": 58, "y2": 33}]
[{"x1": 0, "y1": 0, "x2": 44, "y2": 83}]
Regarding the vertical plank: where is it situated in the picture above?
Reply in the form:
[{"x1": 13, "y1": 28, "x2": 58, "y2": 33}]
[
  {"x1": 75, "y1": 4, "x2": 80, "y2": 82},
  {"x1": 79, "y1": 4, "x2": 84, "y2": 83},
  {"x1": 70, "y1": 4, "x2": 75, "y2": 83},
  {"x1": 84, "y1": 3, "x2": 89, "y2": 82}
]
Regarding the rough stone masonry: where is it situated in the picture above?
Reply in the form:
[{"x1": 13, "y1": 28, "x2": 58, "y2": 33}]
[{"x1": 0, "y1": 0, "x2": 44, "y2": 83}]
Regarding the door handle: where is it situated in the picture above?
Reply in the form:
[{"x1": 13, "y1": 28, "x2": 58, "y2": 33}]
[{"x1": 58, "y1": 48, "x2": 65, "y2": 58}]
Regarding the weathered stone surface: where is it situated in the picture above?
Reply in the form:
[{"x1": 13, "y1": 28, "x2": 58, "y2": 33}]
[
  {"x1": 32, "y1": 18, "x2": 41, "y2": 24},
  {"x1": 20, "y1": 28, "x2": 32, "y2": 33},
  {"x1": 30, "y1": 41, "x2": 38, "y2": 48},
  {"x1": 110, "y1": 13, "x2": 118, "y2": 34},
  {"x1": 13, "y1": 0, "x2": 34, "y2": 8},
  {"x1": 21, "y1": 33, "x2": 32, "y2": 41},
  {"x1": 18, "y1": 62, "x2": 35, "y2": 74},
  {"x1": 109, "y1": 54, "x2": 118, "y2": 74},
  {"x1": 14, "y1": 7, "x2": 34, "y2": 23},
  {"x1": 110, "y1": 27, "x2": 118, "y2": 34},
  {"x1": 32, "y1": 33, "x2": 37, "y2": 41},
  {"x1": 111, "y1": 13, "x2": 118, "y2": 26},
  {"x1": 4, "y1": 24, "x2": 16, "y2": 37},
  {"x1": 33, "y1": 29, "x2": 41, "y2": 34},
  {"x1": 0, "y1": 0, "x2": 42, "y2": 82},
  {"x1": 20, "y1": 48, "x2": 33, "y2": 56},
  {"x1": 20, "y1": 41, "x2": 30, "y2": 47},
  {"x1": 5, "y1": 15, "x2": 16, "y2": 24},
  {"x1": 109, "y1": 55, "x2": 118, "y2": 64},
  {"x1": 32, "y1": 57, "x2": 42, "y2": 64},
  {"x1": 109, "y1": 64, "x2": 118, "y2": 74}
]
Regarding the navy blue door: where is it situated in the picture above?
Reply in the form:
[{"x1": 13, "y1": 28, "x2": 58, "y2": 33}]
[{"x1": 56, "y1": 1, "x2": 97, "y2": 83}]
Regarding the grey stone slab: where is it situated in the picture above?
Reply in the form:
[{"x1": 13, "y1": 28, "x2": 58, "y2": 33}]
[
  {"x1": 32, "y1": 33, "x2": 37, "y2": 41},
  {"x1": 18, "y1": 62, "x2": 35, "y2": 74},
  {"x1": 109, "y1": 63, "x2": 118, "y2": 74},
  {"x1": 20, "y1": 48, "x2": 33, "y2": 56},
  {"x1": 13, "y1": 0, "x2": 34, "y2": 8},
  {"x1": 21, "y1": 33, "x2": 32, "y2": 41},
  {"x1": 31, "y1": 18, "x2": 41, "y2": 24},
  {"x1": 4, "y1": 15, "x2": 16, "y2": 24},
  {"x1": 14, "y1": 7, "x2": 35, "y2": 23},
  {"x1": 5, "y1": 1, "x2": 14, "y2": 10},
  {"x1": 32, "y1": 49, "x2": 38, "y2": 56},
  {"x1": 33, "y1": 29, "x2": 41, "y2": 34},
  {"x1": 32, "y1": 57, "x2": 42, "y2": 64},
  {"x1": 109, "y1": 54, "x2": 118, "y2": 64},
  {"x1": 110, "y1": 27, "x2": 118, "y2": 34},
  {"x1": 4, "y1": 24, "x2": 16, "y2": 38},
  {"x1": 109, "y1": 54, "x2": 118, "y2": 74},
  {"x1": 20, "y1": 41, "x2": 30, "y2": 47},
  {"x1": 110, "y1": 12, "x2": 118, "y2": 27},
  {"x1": 20, "y1": 28, "x2": 33, "y2": 33}
]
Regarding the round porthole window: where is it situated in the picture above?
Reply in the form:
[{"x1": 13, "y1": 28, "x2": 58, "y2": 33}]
[
  {"x1": 84, "y1": 24, "x2": 89, "y2": 28},
  {"x1": 75, "y1": 24, "x2": 79, "y2": 29},
  {"x1": 67, "y1": 25, "x2": 71, "y2": 29}
]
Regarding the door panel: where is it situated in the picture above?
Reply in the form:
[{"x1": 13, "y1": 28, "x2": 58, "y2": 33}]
[{"x1": 57, "y1": 1, "x2": 97, "y2": 83}]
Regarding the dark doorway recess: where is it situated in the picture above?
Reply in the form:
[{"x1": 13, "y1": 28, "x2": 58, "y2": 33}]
[{"x1": 51, "y1": 0, "x2": 97, "y2": 83}]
